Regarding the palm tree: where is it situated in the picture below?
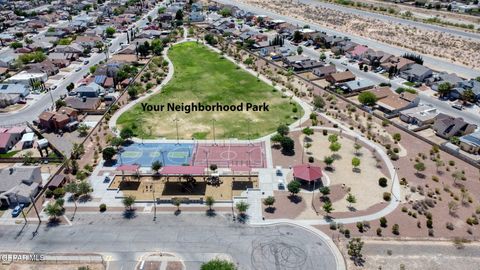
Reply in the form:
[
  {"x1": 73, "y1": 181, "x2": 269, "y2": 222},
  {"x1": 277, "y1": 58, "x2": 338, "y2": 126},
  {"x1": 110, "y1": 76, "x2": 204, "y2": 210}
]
[
  {"x1": 205, "y1": 196, "x2": 215, "y2": 211},
  {"x1": 235, "y1": 201, "x2": 249, "y2": 217},
  {"x1": 71, "y1": 143, "x2": 85, "y2": 160},
  {"x1": 122, "y1": 195, "x2": 136, "y2": 211},
  {"x1": 45, "y1": 201, "x2": 63, "y2": 221}
]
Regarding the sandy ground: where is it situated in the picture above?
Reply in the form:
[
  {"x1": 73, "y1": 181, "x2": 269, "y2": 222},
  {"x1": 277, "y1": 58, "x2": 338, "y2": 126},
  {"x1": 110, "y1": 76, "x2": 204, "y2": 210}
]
[
  {"x1": 300, "y1": 133, "x2": 390, "y2": 212},
  {"x1": 337, "y1": 239, "x2": 480, "y2": 270},
  {"x1": 238, "y1": 0, "x2": 480, "y2": 69}
]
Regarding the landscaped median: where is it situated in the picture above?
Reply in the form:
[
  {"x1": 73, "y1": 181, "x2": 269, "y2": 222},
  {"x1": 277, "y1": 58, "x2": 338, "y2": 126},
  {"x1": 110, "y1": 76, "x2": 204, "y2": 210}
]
[{"x1": 116, "y1": 41, "x2": 302, "y2": 139}]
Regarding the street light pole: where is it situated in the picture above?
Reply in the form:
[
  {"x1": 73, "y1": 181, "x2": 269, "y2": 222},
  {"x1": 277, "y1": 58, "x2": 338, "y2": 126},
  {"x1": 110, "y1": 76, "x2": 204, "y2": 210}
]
[
  {"x1": 211, "y1": 119, "x2": 216, "y2": 145},
  {"x1": 30, "y1": 194, "x2": 41, "y2": 224},
  {"x1": 392, "y1": 167, "x2": 400, "y2": 202},
  {"x1": 152, "y1": 185, "x2": 156, "y2": 221},
  {"x1": 15, "y1": 192, "x2": 27, "y2": 224},
  {"x1": 173, "y1": 118, "x2": 179, "y2": 145}
]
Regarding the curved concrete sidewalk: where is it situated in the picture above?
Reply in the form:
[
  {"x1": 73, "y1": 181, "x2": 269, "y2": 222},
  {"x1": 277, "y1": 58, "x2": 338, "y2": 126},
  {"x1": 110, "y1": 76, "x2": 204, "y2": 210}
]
[{"x1": 108, "y1": 28, "x2": 188, "y2": 134}]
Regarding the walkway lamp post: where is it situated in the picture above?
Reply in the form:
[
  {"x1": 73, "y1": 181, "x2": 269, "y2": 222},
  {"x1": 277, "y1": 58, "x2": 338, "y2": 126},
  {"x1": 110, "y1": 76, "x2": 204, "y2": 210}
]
[
  {"x1": 211, "y1": 119, "x2": 217, "y2": 146},
  {"x1": 392, "y1": 166, "x2": 400, "y2": 202},
  {"x1": 173, "y1": 118, "x2": 180, "y2": 145}
]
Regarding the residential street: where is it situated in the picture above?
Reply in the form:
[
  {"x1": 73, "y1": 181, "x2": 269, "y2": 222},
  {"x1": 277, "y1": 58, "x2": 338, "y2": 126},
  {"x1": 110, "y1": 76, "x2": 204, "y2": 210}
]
[
  {"x1": 285, "y1": 42, "x2": 480, "y2": 124},
  {"x1": 214, "y1": 0, "x2": 480, "y2": 79},
  {"x1": 0, "y1": 4, "x2": 163, "y2": 126},
  {"x1": 0, "y1": 213, "x2": 338, "y2": 270}
]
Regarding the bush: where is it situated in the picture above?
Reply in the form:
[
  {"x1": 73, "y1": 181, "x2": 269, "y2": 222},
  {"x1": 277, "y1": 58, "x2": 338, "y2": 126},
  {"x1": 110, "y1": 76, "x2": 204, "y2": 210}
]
[
  {"x1": 356, "y1": 222, "x2": 364, "y2": 232},
  {"x1": 99, "y1": 203, "x2": 107, "y2": 212},
  {"x1": 53, "y1": 188, "x2": 65, "y2": 199},
  {"x1": 201, "y1": 259, "x2": 236, "y2": 270},
  {"x1": 380, "y1": 216, "x2": 387, "y2": 227},
  {"x1": 344, "y1": 229, "x2": 350, "y2": 238},
  {"x1": 322, "y1": 130, "x2": 328, "y2": 136},
  {"x1": 308, "y1": 156, "x2": 314, "y2": 163},
  {"x1": 383, "y1": 192, "x2": 391, "y2": 201},
  {"x1": 401, "y1": 206, "x2": 407, "y2": 212},
  {"x1": 378, "y1": 177, "x2": 388, "y2": 187},
  {"x1": 446, "y1": 222, "x2": 454, "y2": 230},
  {"x1": 426, "y1": 219, "x2": 433, "y2": 228},
  {"x1": 376, "y1": 228, "x2": 382, "y2": 236},
  {"x1": 392, "y1": 224, "x2": 399, "y2": 235},
  {"x1": 45, "y1": 189, "x2": 53, "y2": 198}
]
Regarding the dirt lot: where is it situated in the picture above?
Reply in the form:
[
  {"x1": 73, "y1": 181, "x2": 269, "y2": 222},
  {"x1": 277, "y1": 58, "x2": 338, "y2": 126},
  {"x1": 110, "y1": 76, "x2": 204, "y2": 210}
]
[{"x1": 338, "y1": 239, "x2": 480, "y2": 270}]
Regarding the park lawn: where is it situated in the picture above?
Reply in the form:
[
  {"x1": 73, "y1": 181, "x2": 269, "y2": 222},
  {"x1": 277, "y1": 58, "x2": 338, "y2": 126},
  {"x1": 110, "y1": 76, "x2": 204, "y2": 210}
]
[{"x1": 117, "y1": 41, "x2": 302, "y2": 139}]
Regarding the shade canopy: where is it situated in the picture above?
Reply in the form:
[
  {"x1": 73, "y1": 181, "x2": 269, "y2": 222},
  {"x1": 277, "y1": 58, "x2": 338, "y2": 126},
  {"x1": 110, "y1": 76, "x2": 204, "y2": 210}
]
[
  {"x1": 160, "y1": 166, "x2": 205, "y2": 175},
  {"x1": 293, "y1": 164, "x2": 323, "y2": 182}
]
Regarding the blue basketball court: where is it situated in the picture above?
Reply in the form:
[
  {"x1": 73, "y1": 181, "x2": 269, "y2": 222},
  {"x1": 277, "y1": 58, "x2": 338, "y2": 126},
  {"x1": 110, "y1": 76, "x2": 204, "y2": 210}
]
[{"x1": 116, "y1": 143, "x2": 195, "y2": 167}]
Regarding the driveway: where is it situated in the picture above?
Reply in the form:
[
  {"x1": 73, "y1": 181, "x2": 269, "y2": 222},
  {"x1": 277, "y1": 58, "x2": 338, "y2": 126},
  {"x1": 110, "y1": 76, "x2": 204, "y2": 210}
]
[{"x1": 0, "y1": 213, "x2": 339, "y2": 270}]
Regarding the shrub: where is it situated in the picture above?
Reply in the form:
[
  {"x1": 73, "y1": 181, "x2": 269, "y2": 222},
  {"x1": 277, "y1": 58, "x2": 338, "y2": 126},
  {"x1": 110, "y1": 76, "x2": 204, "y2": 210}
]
[
  {"x1": 380, "y1": 217, "x2": 387, "y2": 227},
  {"x1": 376, "y1": 228, "x2": 382, "y2": 236},
  {"x1": 428, "y1": 229, "x2": 434, "y2": 237},
  {"x1": 99, "y1": 203, "x2": 107, "y2": 212},
  {"x1": 53, "y1": 188, "x2": 65, "y2": 199},
  {"x1": 344, "y1": 229, "x2": 350, "y2": 238},
  {"x1": 426, "y1": 219, "x2": 433, "y2": 228},
  {"x1": 401, "y1": 206, "x2": 407, "y2": 212},
  {"x1": 446, "y1": 222, "x2": 454, "y2": 230},
  {"x1": 308, "y1": 156, "x2": 314, "y2": 163},
  {"x1": 45, "y1": 189, "x2": 53, "y2": 198},
  {"x1": 378, "y1": 177, "x2": 388, "y2": 187},
  {"x1": 322, "y1": 130, "x2": 328, "y2": 136},
  {"x1": 356, "y1": 222, "x2": 364, "y2": 232},
  {"x1": 383, "y1": 192, "x2": 391, "y2": 201},
  {"x1": 392, "y1": 224, "x2": 399, "y2": 235}
]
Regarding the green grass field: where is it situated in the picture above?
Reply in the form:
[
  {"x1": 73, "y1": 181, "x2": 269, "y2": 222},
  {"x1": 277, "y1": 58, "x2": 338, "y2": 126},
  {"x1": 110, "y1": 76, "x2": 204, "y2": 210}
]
[{"x1": 117, "y1": 42, "x2": 302, "y2": 139}]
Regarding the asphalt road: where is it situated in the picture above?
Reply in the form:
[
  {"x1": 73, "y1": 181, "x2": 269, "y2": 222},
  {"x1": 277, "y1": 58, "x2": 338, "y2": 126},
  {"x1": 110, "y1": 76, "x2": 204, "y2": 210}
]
[
  {"x1": 299, "y1": 0, "x2": 480, "y2": 41},
  {"x1": 0, "y1": 4, "x2": 162, "y2": 126},
  {"x1": 214, "y1": 0, "x2": 480, "y2": 79},
  {"x1": 290, "y1": 43, "x2": 480, "y2": 124},
  {"x1": 0, "y1": 213, "x2": 338, "y2": 270}
]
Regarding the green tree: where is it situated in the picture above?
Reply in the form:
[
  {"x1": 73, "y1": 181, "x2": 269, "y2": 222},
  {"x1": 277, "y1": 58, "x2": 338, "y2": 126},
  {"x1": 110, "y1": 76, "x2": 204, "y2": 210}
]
[
  {"x1": 10, "y1": 41, "x2": 23, "y2": 49},
  {"x1": 358, "y1": 91, "x2": 377, "y2": 106},
  {"x1": 235, "y1": 201, "x2": 249, "y2": 215},
  {"x1": 280, "y1": 136, "x2": 295, "y2": 153},
  {"x1": 437, "y1": 82, "x2": 452, "y2": 98},
  {"x1": 297, "y1": 46, "x2": 303, "y2": 55},
  {"x1": 120, "y1": 127, "x2": 134, "y2": 140},
  {"x1": 55, "y1": 99, "x2": 66, "y2": 110},
  {"x1": 347, "y1": 238, "x2": 364, "y2": 264},
  {"x1": 414, "y1": 162, "x2": 426, "y2": 174},
  {"x1": 263, "y1": 196, "x2": 276, "y2": 211},
  {"x1": 346, "y1": 193, "x2": 356, "y2": 207},
  {"x1": 461, "y1": 88, "x2": 476, "y2": 103},
  {"x1": 45, "y1": 201, "x2": 63, "y2": 221},
  {"x1": 66, "y1": 82, "x2": 75, "y2": 92},
  {"x1": 102, "y1": 147, "x2": 117, "y2": 161},
  {"x1": 77, "y1": 123, "x2": 89, "y2": 137},
  {"x1": 77, "y1": 181, "x2": 92, "y2": 198},
  {"x1": 324, "y1": 156, "x2": 335, "y2": 169},
  {"x1": 110, "y1": 137, "x2": 125, "y2": 149},
  {"x1": 319, "y1": 186, "x2": 330, "y2": 198},
  {"x1": 151, "y1": 160, "x2": 162, "y2": 173},
  {"x1": 64, "y1": 182, "x2": 79, "y2": 210},
  {"x1": 277, "y1": 124, "x2": 289, "y2": 136},
  {"x1": 219, "y1": 8, "x2": 232, "y2": 17},
  {"x1": 328, "y1": 134, "x2": 338, "y2": 143},
  {"x1": 323, "y1": 201, "x2": 334, "y2": 214},
  {"x1": 352, "y1": 157, "x2": 360, "y2": 169},
  {"x1": 302, "y1": 127, "x2": 314, "y2": 136},
  {"x1": 354, "y1": 143, "x2": 362, "y2": 154},
  {"x1": 122, "y1": 195, "x2": 136, "y2": 210},
  {"x1": 329, "y1": 142, "x2": 341, "y2": 153},
  {"x1": 201, "y1": 259, "x2": 236, "y2": 270},
  {"x1": 105, "y1": 27, "x2": 116, "y2": 38},
  {"x1": 287, "y1": 180, "x2": 301, "y2": 197},
  {"x1": 205, "y1": 196, "x2": 215, "y2": 211},
  {"x1": 313, "y1": 96, "x2": 325, "y2": 110}
]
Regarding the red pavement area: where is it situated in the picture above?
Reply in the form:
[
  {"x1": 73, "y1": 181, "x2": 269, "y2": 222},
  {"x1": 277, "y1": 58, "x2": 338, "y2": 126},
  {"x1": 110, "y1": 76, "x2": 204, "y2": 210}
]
[{"x1": 192, "y1": 142, "x2": 266, "y2": 168}]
